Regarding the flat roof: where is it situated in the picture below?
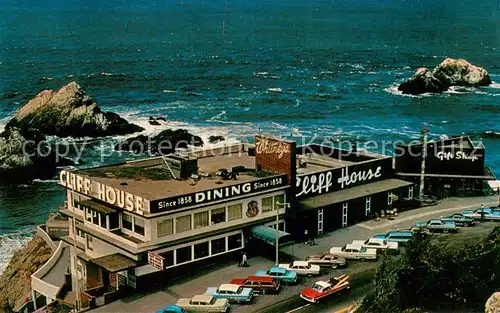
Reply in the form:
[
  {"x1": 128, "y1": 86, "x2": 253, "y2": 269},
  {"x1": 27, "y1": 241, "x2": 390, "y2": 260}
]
[
  {"x1": 296, "y1": 153, "x2": 356, "y2": 174},
  {"x1": 78, "y1": 148, "x2": 281, "y2": 201},
  {"x1": 90, "y1": 253, "x2": 137, "y2": 273}
]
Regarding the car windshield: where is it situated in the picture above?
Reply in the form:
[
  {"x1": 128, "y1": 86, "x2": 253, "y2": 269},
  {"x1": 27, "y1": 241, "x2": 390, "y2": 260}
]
[
  {"x1": 383, "y1": 240, "x2": 388, "y2": 245},
  {"x1": 312, "y1": 284, "x2": 324, "y2": 292},
  {"x1": 237, "y1": 287, "x2": 243, "y2": 294},
  {"x1": 210, "y1": 298, "x2": 216, "y2": 305},
  {"x1": 360, "y1": 247, "x2": 367, "y2": 253}
]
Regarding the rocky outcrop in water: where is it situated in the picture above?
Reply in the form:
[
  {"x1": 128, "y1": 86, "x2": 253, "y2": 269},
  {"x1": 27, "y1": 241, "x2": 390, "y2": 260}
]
[
  {"x1": 115, "y1": 129, "x2": 204, "y2": 155},
  {"x1": 0, "y1": 236, "x2": 53, "y2": 311},
  {"x1": 398, "y1": 58, "x2": 492, "y2": 95},
  {"x1": 6, "y1": 82, "x2": 144, "y2": 138},
  {"x1": 0, "y1": 128, "x2": 73, "y2": 184},
  {"x1": 208, "y1": 135, "x2": 225, "y2": 144}
]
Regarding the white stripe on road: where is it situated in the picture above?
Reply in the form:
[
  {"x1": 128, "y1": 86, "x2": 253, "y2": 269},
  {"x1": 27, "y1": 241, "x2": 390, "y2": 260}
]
[
  {"x1": 357, "y1": 201, "x2": 498, "y2": 231},
  {"x1": 285, "y1": 303, "x2": 311, "y2": 313}
]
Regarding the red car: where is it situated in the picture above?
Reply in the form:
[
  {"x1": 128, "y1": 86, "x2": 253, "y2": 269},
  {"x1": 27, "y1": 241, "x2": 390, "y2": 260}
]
[
  {"x1": 300, "y1": 274, "x2": 350, "y2": 303},
  {"x1": 229, "y1": 275, "x2": 280, "y2": 294}
]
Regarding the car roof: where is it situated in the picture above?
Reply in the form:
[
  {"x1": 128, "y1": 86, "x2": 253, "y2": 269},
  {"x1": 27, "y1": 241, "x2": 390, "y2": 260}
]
[
  {"x1": 192, "y1": 295, "x2": 213, "y2": 303},
  {"x1": 246, "y1": 275, "x2": 274, "y2": 282},
  {"x1": 368, "y1": 237, "x2": 384, "y2": 242},
  {"x1": 218, "y1": 284, "x2": 240, "y2": 292},
  {"x1": 292, "y1": 261, "x2": 310, "y2": 266},
  {"x1": 314, "y1": 281, "x2": 331, "y2": 288},
  {"x1": 429, "y1": 218, "x2": 441, "y2": 222},
  {"x1": 387, "y1": 231, "x2": 413, "y2": 236},
  {"x1": 345, "y1": 244, "x2": 362, "y2": 249},
  {"x1": 270, "y1": 266, "x2": 287, "y2": 273}
]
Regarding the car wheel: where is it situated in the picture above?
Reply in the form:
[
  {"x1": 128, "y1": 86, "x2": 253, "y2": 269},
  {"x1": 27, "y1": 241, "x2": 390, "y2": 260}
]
[{"x1": 331, "y1": 264, "x2": 338, "y2": 269}]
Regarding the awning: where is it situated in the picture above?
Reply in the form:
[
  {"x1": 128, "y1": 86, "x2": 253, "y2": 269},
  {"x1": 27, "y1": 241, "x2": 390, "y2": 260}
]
[
  {"x1": 251, "y1": 225, "x2": 293, "y2": 247},
  {"x1": 79, "y1": 199, "x2": 116, "y2": 214},
  {"x1": 301, "y1": 178, "x2": 414, "y2": 209},
  {"x1": 90, "y1": 253, "x2": 137, "y2": 273}
]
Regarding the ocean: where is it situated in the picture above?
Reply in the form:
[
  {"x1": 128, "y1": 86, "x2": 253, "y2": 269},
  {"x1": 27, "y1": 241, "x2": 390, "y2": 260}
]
[{"x1": 0, "y1": 0, "x2": 498, "y2": 272}]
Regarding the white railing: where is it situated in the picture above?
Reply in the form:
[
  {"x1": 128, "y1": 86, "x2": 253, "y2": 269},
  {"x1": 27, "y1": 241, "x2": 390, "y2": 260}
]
[
  {"x1": 36, "y1": 225, "x2": 57, "y2": 252},
  {"x1": 31, "y1": 241, "x2": 65, "y2": 300}
]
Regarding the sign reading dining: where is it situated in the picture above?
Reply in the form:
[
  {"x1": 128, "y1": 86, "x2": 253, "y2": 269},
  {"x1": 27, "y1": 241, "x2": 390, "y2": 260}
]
[
  {"x1": 59, "y1": 170, "x2": 145, "y2": 214},
  {"x1": 295, "y1": 158, "x2": 391, "y2": 199},
  {"x1": 151, "y1": 175, "x2": 287, "y2": 213}
]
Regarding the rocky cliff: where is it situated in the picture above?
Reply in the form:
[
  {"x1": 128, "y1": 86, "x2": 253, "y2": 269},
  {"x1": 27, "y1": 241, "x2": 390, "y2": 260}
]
[
  {"x1": 5, "y1": 82, "x2": 144, "y2": 138},
  {"x1": 0, "y1": 235, "x2": 53, "y2": 311},
  {"x1": 398, "y1": 58, "x2": 491, "y2": 95}
]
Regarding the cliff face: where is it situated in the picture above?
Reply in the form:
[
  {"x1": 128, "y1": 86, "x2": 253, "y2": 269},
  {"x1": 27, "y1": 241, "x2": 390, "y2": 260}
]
[{"x1": 0, "y1": 236, "x2": 53, "y2": 311}]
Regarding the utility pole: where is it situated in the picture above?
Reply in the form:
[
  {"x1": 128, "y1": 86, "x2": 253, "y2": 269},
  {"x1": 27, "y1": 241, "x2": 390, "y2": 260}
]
[
  {"x1": 419, "y1": 126, "x2": 428, "y2": 201},
  {"x1": 71, "y1": 197, "x2": 81, "y2": 312},
  {"x1": 276, "y1": 196, "x2": 290, "y2": 266}
]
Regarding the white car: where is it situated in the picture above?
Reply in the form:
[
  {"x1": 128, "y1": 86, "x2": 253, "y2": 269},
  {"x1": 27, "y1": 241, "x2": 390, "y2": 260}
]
[
  {"x1": 329, "y1": 244, "x2": 377, "y2": 261},
  {"x1": 176, "y1": 295, "x2": 229, "y2": 313},
  {"x1": 278, "y1": 261, "x2": 320, "y2": 276},
  {"x1": 351, "y1": 238, "x2": 399, "y2": 253}
]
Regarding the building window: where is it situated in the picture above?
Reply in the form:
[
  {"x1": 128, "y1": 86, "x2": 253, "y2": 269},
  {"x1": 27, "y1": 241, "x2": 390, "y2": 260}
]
[
  {"x1": 262, "y1": 197, "x2": 273, "y2": 212},
  {"x1": 176, "y1": 215, "x2": 191, "y2": 233},
  {"x1": 122, "y1": 214, "x2": 133, "y2": 231},
  {"x1": 211, "y1": 207, "x2": 226, "y2": 224},
  {"x1": 408, "y1": 186, "x2": 414, "y2": 200},
  {"x1": 176, "y1": 246, "x2": 192, "y2": 264},
  {"x1": 134, "y1": 217, "x2": 145, "y2": 236},
  {"x1": 87, "y1": 235, "x2": 93, "y2": 251},
  {"x1": 194, "y1": 242, "x2": 209, "y2": 259},
  {"x1": 76, "y1": 229, "x2": 85, "y2": 239},
  {"x1": 388, "y1": 192, "x2": 393, "y2": 206},
  {"x1": 77, "y1": 264, "x2": 83, "y2": 280},
  {"x1": 157, "y1": 219, "x2": 173, "y2": 237},
  {"x1": 211, "y1": 238, "x2": 226, "y2": 255},
  {"x1": 228, "y1": 234, "x2": 242, "y2": 250},
  {"x1": 227, "y1": 204, "x2": 242, "y2": 221},
  {"x1": 274, "y1": 194, "x2": 285, "y2": 210},
  {"x1": 163, "y1": 250, "x2": 174, "y2": 267},
  {"x1": 365, "y1": 196, "x2": 371, "y2": 216},
  {"x1": 86, "y1": 208, "x2": 92, "y2": 223},
  {"x1": 109, "y1": 213, "x2": 119, "y2": 230},
  {"x1": 194, "y1": 211, "x2": 209, "y2": 229},
  {"x1": 92, "y1": 211, "x2": 99, "y2": 226}
]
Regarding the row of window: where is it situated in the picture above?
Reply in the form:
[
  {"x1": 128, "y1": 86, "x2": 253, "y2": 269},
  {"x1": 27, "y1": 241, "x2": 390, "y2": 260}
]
[
  {"x1": 123, "y1": 214, "x2": 145, "y2": 236},
  {"x1": 156, "y1": 194, "x2": 285, "y2": 238},
  {"x1": 158, "y1": 233, "x2": 243, "y2": 268}
]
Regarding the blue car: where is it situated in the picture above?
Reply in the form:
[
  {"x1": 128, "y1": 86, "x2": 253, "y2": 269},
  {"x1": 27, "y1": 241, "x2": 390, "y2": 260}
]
[
  {"x1": 205, "y1": 284, "x2": 254, "y2": 304},
  {"x1": 440, "y1": 213, "x2": 475, "y2": 227},
  {"x1": 255, "y1": 266, "x2": 298, "y2": 284},
  {"x1": 155, "y1": 305, "x2": 187, "y2": 313},
  {"x1": 374, "y1": 230, "x2": 414, "y2": 245},
  {"x1": 462, "y1": 207, "x2": 500, "y2": 221}
]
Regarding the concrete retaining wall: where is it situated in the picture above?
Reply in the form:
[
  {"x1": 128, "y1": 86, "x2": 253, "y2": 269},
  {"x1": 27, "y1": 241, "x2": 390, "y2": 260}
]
[
  {"x1": 31, "y1": 241, "x2": 64, "y2": 300},
  {"x1": 36, "y1": 225, "x2": 57, "y2": 252}
]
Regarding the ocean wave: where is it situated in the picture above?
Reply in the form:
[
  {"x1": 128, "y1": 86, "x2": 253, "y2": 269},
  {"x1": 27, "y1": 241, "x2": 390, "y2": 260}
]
[
  {"x1": 0, "y1": 227, "x2": 34, "y2": 275},
  {"x1": 490, "y1": 82, "x2": 500, "y2": 89},
  {"x1": 384, "y1": 85, "x2": 431, "y2": 98}
]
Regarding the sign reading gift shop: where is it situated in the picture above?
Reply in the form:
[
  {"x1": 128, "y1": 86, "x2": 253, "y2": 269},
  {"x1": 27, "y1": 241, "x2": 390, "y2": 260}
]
[
  {"x1": 295, "y1": 158, "x2": 392, "y2": 199},
  {"x1": 59, "y1": 170, "x2": 145, "y2": 215},
  {"x1": 150, "y1": 174, "x2": 287, "y2": 213},
  {"x1": 255, "y1": 135, "x2": 296, "y2": 185}
]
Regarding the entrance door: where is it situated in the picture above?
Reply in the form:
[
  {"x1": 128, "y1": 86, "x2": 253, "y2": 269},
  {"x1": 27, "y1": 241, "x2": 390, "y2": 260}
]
[
  {"x1": 342, "y1": 203, "x2": 348, "y2": 227},
  {"x1": 317, "y1": 209, "x2": 324, "y2": 235}
]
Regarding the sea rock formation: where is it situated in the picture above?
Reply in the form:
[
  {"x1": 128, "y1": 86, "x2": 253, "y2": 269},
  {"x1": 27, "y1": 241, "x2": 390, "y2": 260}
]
[
  {"x1": 398, "y1": 58, "x2": 491, "y2": 95},
  {"x1": 485, "y1": 292, "x2": 500, "y2": 313},
  {"x1": 6, "y1": 82, "x2": 144, "y2": 138},
  {"x1": 398, "y1": 67, "x2": 448, "y2": 94},
  {"x1": 208, "y1": 135, "x2": 225, "y2": 144},
  {"x1": 0, "y1": 236, "x2": 53, "y2": 311},
  {"x1": 0, "y1": 128, "x2": 74, "y2": 183},
  {"x1": 115, "y1": 128, "x2": 204, "y2": 155}
]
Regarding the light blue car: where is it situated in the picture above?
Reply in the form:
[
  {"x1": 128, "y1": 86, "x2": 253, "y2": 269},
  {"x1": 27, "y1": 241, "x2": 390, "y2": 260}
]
[
  {"x1": 374, "y1": 230, "x2": 414, "y2": 245},
  {"x1": 255, "y1": 266, "x2": 298, "y2": 284},
  {"x1": 205, "y1": 283, "x2": 254, "y2": 303},
  {"x1": 462, "y1": 207, "x2": 500, "y2": 221},
  {"x1": 155, "y1": 305, "x2": 187, "y2": 313}
]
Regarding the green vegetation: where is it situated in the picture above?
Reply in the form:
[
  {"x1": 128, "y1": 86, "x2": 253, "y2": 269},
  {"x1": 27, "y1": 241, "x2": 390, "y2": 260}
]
[
  {"x1": 82, "y1": 166, "x2": 172, "y2": 181},
  {"x1": 360, "y1": 226, "x2": 500, "y2": 313}
]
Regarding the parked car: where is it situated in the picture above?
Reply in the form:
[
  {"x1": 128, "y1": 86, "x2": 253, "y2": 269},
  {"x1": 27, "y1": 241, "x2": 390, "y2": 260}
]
[
  {"x1": 411, "y1": 219, "x2": 458, "y2": 233},
  {"x1": 230, "y1": 275, "x2": 280, "y2": 294},
  {"x1": 351, "y1": 238, "x2": 399, "y2": 254},
  {"x1": 155, "y1": 305, "x2": 187, "y2": 313},
  {"x1": 305, "y1": 253, "x2": 347, "y2": 269},
  {"x1": 329, "y1": 244, "x2": 377, "y2": 261},
  {"x1": 374, "y1": 230, "x2": 414, "y2": 246},
  {"x1": 300, "y1": 274, "x2": 350, "y2": 303},
  {"x1": 462, "y1": 207, "x2": 500, "y2": 221},
  {"x1": 278, "y1": 261, "x2": 320, "y2": 276},
  {"x1": 440, "y1": 213, "x2": 475, "y2": 227},
  {"x1": 255, "y1": 266, "x2": 298, "y2": 284},
  {"x1": 205, "y1": 283, "x2": 253, "y2": 304},
  {"x1": 176, "y1": 295, "x2": 230, "y2": 313}
]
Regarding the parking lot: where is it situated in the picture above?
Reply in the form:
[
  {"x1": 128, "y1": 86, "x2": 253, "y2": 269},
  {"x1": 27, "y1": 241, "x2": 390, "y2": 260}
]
[{"x1": 89, "y1": 196, "x2": 498, "y2": 313}]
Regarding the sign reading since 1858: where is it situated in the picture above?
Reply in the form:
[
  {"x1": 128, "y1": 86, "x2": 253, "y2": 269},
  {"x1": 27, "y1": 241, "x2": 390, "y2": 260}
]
[{"x1": 151, "y1": 174, "x2": 287, "y2": 213}]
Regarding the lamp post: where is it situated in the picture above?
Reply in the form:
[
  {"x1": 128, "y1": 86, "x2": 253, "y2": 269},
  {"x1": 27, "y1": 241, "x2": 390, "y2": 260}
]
[{"x1": 276, "y1": 197, "x2": 290, "y2": 266}]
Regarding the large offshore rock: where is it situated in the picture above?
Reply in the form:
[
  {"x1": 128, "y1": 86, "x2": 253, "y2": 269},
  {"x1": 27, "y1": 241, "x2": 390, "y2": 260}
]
[
  {"x1": 433, "y1": 58, "x2": 492, "y2": 87},
  {"x1": 6, "y1": 82, "x2": 144, "y2": 138},
  {"x1": 485, "y1": 292, "x2": 500, "y2": 313},
  {"x1": 398, "y1": 67, "x2": 448, "y2": 95}
]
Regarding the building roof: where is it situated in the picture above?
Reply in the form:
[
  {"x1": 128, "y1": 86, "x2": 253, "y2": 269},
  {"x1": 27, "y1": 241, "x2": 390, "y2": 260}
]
[
  {"x1": 218, "y1": 284, "x2": 241, "y2": 293},
  {"x1": 191, "y1": 295, "x2": 213, "y2": 303},
  {"x1": 90, "y1": 253, "x2": 137, "y2": 273},
  {"x1": 300, "y1": 179, "x2": 414, "y2": 209}
]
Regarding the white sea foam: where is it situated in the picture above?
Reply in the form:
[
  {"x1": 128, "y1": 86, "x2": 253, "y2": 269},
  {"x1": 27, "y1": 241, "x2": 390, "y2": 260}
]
[
  {"x1": 490, "y1": 82, "x2": 500, "y2": 89},
  {"x1": 384, "y1": 85, "x2": 431, "y2": 98},
  {"x1": 32, "y1": 179, "x2": 59, "y2": 183},
  {"x1": 0, "y1": 227, "x2": 34, "y2": 275}
]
